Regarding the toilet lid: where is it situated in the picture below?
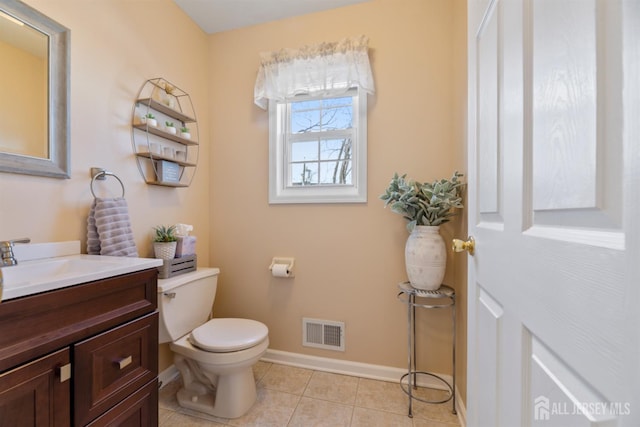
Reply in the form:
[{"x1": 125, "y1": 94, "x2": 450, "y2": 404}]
[{"x1": 189, "y1": 318, "x2": 268, "y2": 352}]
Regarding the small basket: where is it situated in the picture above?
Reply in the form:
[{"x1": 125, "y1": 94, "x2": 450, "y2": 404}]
[
  {"x1": 157, "y1": 254, "x2": 197, "y2": 279},
  {"x1": 154, "y1": 242, "x2": 177, "y2": 260}
]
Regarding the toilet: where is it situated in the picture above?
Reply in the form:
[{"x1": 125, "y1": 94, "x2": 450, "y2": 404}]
[{"x1": 157, "y1": 268, "x2": 269, "y2": 419}]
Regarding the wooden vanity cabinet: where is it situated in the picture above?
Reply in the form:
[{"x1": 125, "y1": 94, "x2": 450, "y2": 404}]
[{"x1": 0, "y1": 268, "x2": 159, "y2": 427}]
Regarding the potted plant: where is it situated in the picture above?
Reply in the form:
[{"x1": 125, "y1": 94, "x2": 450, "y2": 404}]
[
  {"x1": 142, "y1": 112, "x2": 157, "y2": 127},
  {"x1": 180, "y1": 126, "x2": 191, "y2": 140},
  {"x1": 380, "y1": 171, "x2": 464, "y2": 290},
  {"x1": 165, "y1": 121, "x2": 177, "y2": 135},
  {"x1": 153, "y1": 225, "x2": 178, "y2": 260}
]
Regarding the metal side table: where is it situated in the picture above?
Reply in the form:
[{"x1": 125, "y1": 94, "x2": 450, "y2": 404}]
[{"x1": 397, "y1": 282, "x2": 456, "y2": 418}]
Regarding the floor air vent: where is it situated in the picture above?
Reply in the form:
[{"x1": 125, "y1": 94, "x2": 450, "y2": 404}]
[{"x1": 303, "y1": 318, "x2": 345, "y2": 351}]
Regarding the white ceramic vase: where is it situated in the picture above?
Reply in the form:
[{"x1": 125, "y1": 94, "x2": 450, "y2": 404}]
[
  {"x1": 154, "y1": 241, "x2": 177, "y2": 260},
  {"x1": 404, "y1": 225, "x2": 446, "y2": 290}
]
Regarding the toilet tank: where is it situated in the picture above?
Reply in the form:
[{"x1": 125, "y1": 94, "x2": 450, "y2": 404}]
[{"x1": 157, "y1": 268, "x2": 220, "y2": 343}]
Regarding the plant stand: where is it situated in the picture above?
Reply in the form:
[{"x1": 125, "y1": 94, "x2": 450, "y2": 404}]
[{"x1": 397, "y1": 282, "x2": 456, "y2": 418}]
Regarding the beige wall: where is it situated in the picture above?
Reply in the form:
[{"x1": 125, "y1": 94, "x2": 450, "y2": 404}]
[
  {"x1": 208, "y1": 0, "x2": 467, "y2": 401},
  {"x1": 1, "y1": 0, "x2": 211, "y2": 374}
]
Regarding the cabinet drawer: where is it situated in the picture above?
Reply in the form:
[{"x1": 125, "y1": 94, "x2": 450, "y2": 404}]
[{"x1": 74, "y1": 312, "x2": 158, "y2": 426}]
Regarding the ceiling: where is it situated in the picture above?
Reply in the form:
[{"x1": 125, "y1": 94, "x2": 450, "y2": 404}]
[{"x1": 173, "y1": 0, "x2": 371, "y2": 34}]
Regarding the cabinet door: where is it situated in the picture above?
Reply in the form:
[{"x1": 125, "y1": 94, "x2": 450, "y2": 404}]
[
  {"x1": 0, "y1": 348, "x2": 70, "y2": 427},
  {"x1": 85, "y1": 379, "x2": 158, "y2": 427},
  {"x1": 74, "y1": 312, "x2": 158, "y2": 426}
]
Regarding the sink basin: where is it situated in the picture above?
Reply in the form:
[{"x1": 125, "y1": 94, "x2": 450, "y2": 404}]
[
  {"x1": 2, "y1": 257, "x2": 120, "y2": 285},
  {"x1": 1, "y1": 253, "x2": 163, "y2": 302}
]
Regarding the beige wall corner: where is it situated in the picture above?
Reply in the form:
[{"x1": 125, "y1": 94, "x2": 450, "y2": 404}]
[
  {"x1": 2, "y1": 0, "x2": 212, "y2": 373},
  {"x1": 208, "y1": 0, "x2": 468, "y2": 405},
  {"x1": 2, "y1": 0, "x2": 211, "y2": 267}
]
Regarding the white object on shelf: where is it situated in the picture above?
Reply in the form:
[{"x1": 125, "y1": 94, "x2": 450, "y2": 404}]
[
  {"x1": 175, "y1": 150, "x2": 186, "y2": 161},
  {"x1": 163, "y1": 147, "x2": 175, "y2": 159}
]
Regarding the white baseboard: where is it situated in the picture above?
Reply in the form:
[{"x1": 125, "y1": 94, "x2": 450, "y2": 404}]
[
  {"x1": 158, "y1": 348, "x2": 466, "y2": 427},
  {"x1": 159, "y1": 364, "x2": 179, "y2": 388},
  {"x1": 262, "y1": 349, "x2": 447, "y2": 384}
]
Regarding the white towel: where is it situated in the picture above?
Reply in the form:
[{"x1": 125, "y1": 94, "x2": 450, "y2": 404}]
[{"x1": 87, "y1": 197, "x2": 138, "y2": 257}]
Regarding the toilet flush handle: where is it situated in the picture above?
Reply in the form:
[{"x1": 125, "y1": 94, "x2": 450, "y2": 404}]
[{"x1": 164, "y1": 292, "x2": 176, "y2": 299}]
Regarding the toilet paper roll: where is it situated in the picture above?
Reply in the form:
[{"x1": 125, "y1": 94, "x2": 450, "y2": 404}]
[{"x1": 271, "y1": 264, "x2": 291, "y2": 278}]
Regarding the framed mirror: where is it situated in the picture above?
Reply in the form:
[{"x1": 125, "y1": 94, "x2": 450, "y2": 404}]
[{"x1": 0, "y1": 0, "x2": 69, "y2": 178}]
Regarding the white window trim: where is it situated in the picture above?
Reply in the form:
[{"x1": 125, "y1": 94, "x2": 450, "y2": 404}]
[{"x1": 268, "y1": 89, "x2": 367, "y2": 204}]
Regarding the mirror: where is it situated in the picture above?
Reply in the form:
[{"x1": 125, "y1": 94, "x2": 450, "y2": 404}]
[{"x1": 0, "y1": 0, "x2": 69, "y2": 178}]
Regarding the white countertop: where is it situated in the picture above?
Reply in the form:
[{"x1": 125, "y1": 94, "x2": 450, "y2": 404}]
[{"x1": 1, "y1": 241, "x2": 162, "y2": 301}]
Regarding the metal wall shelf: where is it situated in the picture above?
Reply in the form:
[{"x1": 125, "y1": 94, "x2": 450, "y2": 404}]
[{"x1": 131, "y1": 78, "x2": 199, "y2": 188}]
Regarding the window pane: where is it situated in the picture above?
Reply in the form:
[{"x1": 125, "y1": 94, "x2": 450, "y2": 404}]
[
  {"x1": 291, "y1": 109, "x2": 321, "y2": 133},
  {"x1": 321, "y1": 107, "x2": 352, "y2": 130},
  {"x1": 320, "y1": 138, "x2": 352, "y2": 160},
  {"x1": 290, "y1": 162, "x2": 319, "y2": 186},
  {"x1": 291, "y1": 140, "x2": 318, "y2": 162},
  {"x1": 291, "y1": 96, "x2": 353, "y2": 133},
  {"x1": 319, "y1": 161, "x2": 352, "y2": 185}
]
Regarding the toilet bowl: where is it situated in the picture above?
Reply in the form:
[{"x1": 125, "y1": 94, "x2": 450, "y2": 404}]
[{"x1": 158, "y1": 268, "x2": 269, "y2": 418}]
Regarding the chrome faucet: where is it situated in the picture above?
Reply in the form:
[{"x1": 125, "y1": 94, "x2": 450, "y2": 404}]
[{"x1": 1, "y1": 238, "x2": 31, "y2": 266}]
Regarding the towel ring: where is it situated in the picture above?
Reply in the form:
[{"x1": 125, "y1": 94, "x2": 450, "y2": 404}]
[{"x1": 91, "y1": 171, "x2": 125, "y2": 199}]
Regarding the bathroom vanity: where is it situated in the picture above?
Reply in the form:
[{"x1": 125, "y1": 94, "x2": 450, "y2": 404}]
[{"x1": 0, "y1": 267, "x2": 159, "y2": 426}]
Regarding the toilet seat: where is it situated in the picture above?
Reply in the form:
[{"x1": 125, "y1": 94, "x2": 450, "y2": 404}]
[{"x1": 189, "y1": 318, "x2": 269, "y2": 352}]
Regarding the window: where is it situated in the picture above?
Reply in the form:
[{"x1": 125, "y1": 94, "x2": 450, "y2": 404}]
[
  {"x1": 255, "y1": 36, "x2": 374, "y2": 203},
  {"x1": 269, "y1": 89, "x2": 367, "y2": 204}
]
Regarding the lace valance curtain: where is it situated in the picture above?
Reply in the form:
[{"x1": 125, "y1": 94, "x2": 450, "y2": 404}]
[{"x1": 254, "y1": 35, "x2": 375, "y2": 109}]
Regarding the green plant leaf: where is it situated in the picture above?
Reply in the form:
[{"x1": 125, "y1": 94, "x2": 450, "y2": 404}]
[{"x1": 380, "y1": 171, "x2": 465, "y2": 227}]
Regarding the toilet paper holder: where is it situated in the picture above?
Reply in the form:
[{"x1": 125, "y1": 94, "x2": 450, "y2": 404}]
[{"x1": 269, "y1": 257, "x2": 295, "y2": 278}]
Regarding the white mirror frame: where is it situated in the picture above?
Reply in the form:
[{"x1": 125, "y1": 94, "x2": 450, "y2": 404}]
[{"x1": 0, "y1": 0, "x2": 70, "y2": 178}]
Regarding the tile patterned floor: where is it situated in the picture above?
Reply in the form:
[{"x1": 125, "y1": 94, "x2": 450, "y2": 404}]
[{"x1": 159, "y1": 361, "x2": 461, "y2": 427}]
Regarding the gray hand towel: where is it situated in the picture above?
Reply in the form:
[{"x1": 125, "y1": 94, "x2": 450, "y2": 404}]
[{"x1": 87, "y1": 197, "x2": 138, "y2": 257}]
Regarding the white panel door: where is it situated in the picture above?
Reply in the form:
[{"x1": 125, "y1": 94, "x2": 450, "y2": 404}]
[{"x1": 466, "y1": 0, "x2": 640, "y2": 426}]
